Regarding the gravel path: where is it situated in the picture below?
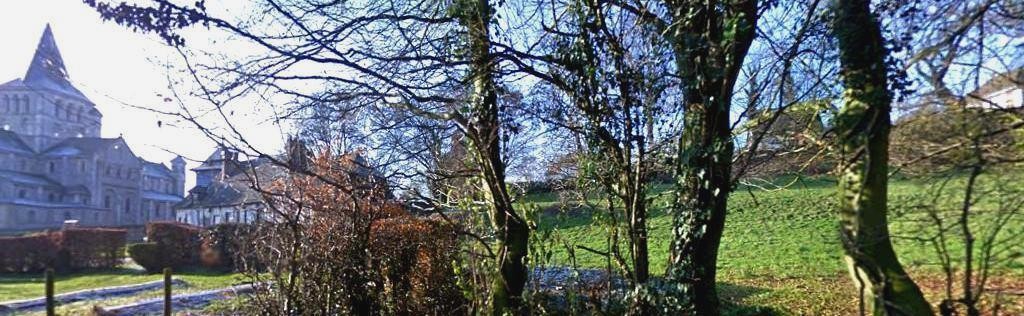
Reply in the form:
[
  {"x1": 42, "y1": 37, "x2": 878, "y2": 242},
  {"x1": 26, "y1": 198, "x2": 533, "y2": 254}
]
[{"x1": 93, "y1": 284, "x2": 255, "y2": 316}]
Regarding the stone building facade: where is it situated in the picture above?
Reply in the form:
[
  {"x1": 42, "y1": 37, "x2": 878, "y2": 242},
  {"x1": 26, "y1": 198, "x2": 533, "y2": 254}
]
[{"x1": 0, "y1": 25, "x2": 184, "y2": 232}]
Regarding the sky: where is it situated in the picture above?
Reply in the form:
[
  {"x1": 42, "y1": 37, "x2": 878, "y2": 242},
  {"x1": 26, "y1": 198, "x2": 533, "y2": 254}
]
[{"x1": 0, "y1": 0, "x2": 286, "y2": 189}]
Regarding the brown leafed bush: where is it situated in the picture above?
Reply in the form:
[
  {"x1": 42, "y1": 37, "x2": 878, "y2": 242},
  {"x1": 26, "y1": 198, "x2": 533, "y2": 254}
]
[
  {"x1": 240, "y1": 148, "x2": 470, "y2": 314},
  {"x1": 371, "y1": 216, "x2": 464, "y2": 314},
  {"x1": 0, "y1": 232, "x2": 61, "y2": 273},
  {"x1": 60, "y1": 228, "x2": 127, "y2": 269},
  {"x1": 145, "y1": 221, "x2": 202, "y2": 269}
]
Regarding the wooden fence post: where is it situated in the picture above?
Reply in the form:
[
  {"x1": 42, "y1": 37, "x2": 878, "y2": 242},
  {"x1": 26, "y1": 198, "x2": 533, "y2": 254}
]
[
  {"x1": 45, "y1": 268, "x2": 55, "y2": 316},
  {"x1": 163, "y1": 267, "x2": 172, "y2": 316}
]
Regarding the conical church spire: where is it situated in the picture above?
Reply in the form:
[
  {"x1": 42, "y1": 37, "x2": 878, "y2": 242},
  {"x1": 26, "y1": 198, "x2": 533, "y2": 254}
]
[{"x1": 23, "y1": 24, "x2": 88, "y2": 101}]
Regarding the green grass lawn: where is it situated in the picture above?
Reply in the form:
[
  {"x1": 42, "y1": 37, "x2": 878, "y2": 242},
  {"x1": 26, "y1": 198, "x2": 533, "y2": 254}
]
[
  {"x1": 526, "y1": 173, "x2": 1024, "y2": 314},
  {"x1": 0, "y1": 267, "x2": 244, "y2": 303}
]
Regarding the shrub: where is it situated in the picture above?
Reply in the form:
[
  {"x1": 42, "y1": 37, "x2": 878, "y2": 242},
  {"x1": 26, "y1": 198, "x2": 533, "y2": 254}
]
[
  {"x1": 200, "y1": 223, "x2": 255, "y2": 271},
  {"x1": 60, "y1": 228, "x2": 126, "y2": 269},
  {"x1": 127, "y1": 243, "x2": 164, "y2": 273},
  {"x1": 371, "y1": 217, "x2": 463, "y2": 314},
  {"x1": 0, "y1": 233, "x2": 61, "y2": 273},
  {"x1": 145, "y1": 221, "x2": 202, "y2": 269}
]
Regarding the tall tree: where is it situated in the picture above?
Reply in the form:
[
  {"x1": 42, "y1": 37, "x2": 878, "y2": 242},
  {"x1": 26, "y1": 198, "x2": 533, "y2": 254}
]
[
  {"x1": 831, "y1": 0, "x2": 932, "y2": 314},
  {"x1": 660, "y1": 0, "x2": 758, "y2": 313},
  {"x1": 451, "y1": 0, "x2": 530, "y2": 313}
]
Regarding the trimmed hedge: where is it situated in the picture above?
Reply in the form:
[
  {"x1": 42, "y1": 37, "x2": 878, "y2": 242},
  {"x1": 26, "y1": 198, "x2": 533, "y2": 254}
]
[
  {"x1": 127, "y1": 243, "x2": 163, "y2": 273},
  {"x1": 61, "y1": 228, "x2": 126, "y2": 269},
  {"x1": 133, "y1": 221, "x2": 202, "y2": 272},
  {"x1": 0, "y1": 233, "x2": 62, "y2": 273},
  {"x1": 0, "y1": 228, "x2": 127, "y2": 273},
  {"x1": 200, "y1": 223, "x2": 255, "y2": 271},
  {"x1": 370, "y1": 217, "x2": 463, "y2": 314}
]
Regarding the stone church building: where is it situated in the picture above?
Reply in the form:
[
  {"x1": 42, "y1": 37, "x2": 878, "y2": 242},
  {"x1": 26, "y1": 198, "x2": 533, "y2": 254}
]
[{"x1": 0, "y1": 25, "x2": 184, "y2": 232}]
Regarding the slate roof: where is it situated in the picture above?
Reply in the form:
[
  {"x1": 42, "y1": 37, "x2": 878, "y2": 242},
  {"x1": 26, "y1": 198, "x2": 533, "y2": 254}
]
[
  {"x1": 192, "y1": 148, "x2": 226, "y2": 171},
  {"x1": 0, "y1": 170, "x2": 60, "y2": 187},
  {"x1": 142, "y1": 161, "x2": 174, "y2": 179},
  {"x1": 142, "y1": 190, "x2": 184, "y2": 203},
  {"x1": 176, "y1": 162, "x2": 285, "y2": 209},
  {"x1": 21, "y1": 24, "x2": 92, "y2": 102},
  {"x1": 41, "y1": 137, "x2": 122, "y2": 157},
  {"x1": 0, "y1": 131, "x2": 34, "y2": 155}
]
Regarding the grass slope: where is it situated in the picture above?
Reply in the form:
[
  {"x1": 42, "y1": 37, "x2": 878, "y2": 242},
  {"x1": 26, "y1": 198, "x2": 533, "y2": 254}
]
[{"x1": 528, "y1": 175, "x2": 1024, "y2": 314}]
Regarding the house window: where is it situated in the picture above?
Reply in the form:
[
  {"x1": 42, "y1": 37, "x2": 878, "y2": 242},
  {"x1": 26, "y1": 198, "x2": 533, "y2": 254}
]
[
  {"x1": 48, "y1": 193, "x2": 56, "y2": 202},
  {"x1": 18, "y1": 189, "x2": 26, "y2": 199},
  {"x1": 104, "y1": 196, "x2": 112, "y2": 208},
  {"x1": 64, "y1": 212, "x2": 72, "y2": 220},
  {"x1": 49, "y1": 162, "x2": 56, "y2": 173},
  {"x1": 124, "y1": 198, "x2": 131, "y2": 213}
]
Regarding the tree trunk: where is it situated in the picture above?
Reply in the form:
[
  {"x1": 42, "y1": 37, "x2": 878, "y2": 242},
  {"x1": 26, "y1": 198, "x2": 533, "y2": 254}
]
[
  {"x1": 668, "y1": 87, "x2": 734, "y2": 315},
  {"x1": 832, "y1": 0, "x2": 933, "y2": 314},
  {"x1": 456, "y1": 0, "x2": 529, "y2": 314},
  {"x1": 664, "y1": 1, "x2": 757, "y2": 314}
]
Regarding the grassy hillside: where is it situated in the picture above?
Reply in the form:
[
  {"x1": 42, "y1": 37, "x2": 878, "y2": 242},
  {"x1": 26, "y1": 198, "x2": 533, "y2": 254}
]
[{"x1": 525, "y1": 174, "x2": 1024, "y2": 314}]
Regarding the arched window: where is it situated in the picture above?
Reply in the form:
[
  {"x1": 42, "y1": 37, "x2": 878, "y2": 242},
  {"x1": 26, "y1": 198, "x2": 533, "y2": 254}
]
[
  {"x1": 124, "y1": 198, "x2": 131, "y2": 213},
  {"x1": 55, "y1": 102, "x2": 62, "y2": 117},
  {"x1": 104, "y1": 195, "x2": 112, "y2": 208}
]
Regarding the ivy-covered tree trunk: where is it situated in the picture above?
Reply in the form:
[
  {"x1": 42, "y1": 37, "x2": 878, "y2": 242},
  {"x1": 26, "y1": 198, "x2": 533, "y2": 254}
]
[
  {"x1": 832, "y1": 0, "x2": 932, "y2": 314},
  {"x1": 664, "y1": 0, "x2": 757, "y2": 314},
  {"x1": 455, "y1": 0, "x2": 530, "y2": 314}
]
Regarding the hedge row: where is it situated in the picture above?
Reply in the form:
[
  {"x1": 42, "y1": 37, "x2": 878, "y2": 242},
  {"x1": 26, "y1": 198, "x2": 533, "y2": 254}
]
[
  {"x1": 0, "y1": 228, "x2": 127, "y2": 273},
  {"x1": 130, "y1": 221, "x2": 202, "y2": 273},
  {"x1": 200, "y1": 223, "x2": 256, "y2": 272},
  {"x1": 0, "y1": 233, "x2": 61, "y2": 273},
  {"x1": 130, "y1": 221, "x2": 254, "y2": 273},
  {"x1": 61, "y1": 228, "x2": 127, "y2": 269},
  {"x1": 370, "y1": 217, "x2": 463, "y2": 314}
]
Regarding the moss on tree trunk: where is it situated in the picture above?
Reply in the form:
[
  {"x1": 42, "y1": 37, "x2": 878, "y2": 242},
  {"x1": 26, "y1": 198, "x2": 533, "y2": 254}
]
[{"x1": 832, "y1": 0, "x2": 933, "y2": 314}]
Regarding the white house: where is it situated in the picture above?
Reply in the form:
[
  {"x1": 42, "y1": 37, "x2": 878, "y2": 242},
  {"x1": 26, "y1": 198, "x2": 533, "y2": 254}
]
[{"x1": 967, "y1": 68, "x2": 1023, "y2": 109}]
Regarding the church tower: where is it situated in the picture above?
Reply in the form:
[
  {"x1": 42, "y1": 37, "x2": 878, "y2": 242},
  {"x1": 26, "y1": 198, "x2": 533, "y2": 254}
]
[
  {"x1": 0, "y1": 24, "x2": 103, "y2": 151},
  {"x1": 171, "y1": 155, "x2": 187, "y2": 196}
]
